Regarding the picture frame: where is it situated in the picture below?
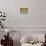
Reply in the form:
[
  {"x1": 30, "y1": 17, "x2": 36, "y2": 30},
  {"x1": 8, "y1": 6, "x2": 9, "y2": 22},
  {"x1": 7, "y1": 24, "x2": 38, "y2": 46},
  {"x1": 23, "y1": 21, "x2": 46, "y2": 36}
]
[{"x1": 20, "y1": 8, "x2": 28, "y2": 14}]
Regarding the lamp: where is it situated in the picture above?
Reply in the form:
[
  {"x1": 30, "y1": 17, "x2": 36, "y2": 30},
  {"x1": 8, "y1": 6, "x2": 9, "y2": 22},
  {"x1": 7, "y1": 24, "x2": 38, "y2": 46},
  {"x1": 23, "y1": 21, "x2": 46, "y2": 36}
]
[
  {"x1": 5, "y1": 29, "x2": 10, "y2": 37},
  {"x1": 5, "y1": 29, "x2": 9, "y2": 33}
]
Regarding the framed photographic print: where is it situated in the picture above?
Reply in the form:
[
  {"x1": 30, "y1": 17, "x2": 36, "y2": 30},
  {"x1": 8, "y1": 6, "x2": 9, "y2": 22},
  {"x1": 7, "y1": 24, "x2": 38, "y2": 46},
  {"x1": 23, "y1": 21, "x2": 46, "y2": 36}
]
[{"x1": 20, "y1": 8, "x2": 28, "y2": 14}]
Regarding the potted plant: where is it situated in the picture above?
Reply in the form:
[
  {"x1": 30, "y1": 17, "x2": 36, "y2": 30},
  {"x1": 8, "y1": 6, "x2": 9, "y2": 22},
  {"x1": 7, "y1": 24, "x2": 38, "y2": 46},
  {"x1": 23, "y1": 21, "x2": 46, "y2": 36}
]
[{"x1": 0, "y1": 10, "x2": 6, "y2": 28}]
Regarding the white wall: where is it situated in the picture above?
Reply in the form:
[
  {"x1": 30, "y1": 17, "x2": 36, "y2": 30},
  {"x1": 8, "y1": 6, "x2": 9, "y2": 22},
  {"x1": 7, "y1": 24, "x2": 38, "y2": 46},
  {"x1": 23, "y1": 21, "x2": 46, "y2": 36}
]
[
  {"x1": 0, "y1": 1, "x2": 46, "y2": 46},
  {"x1": 0, "y1": 0, "x2": 46, "y2": 27}
]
